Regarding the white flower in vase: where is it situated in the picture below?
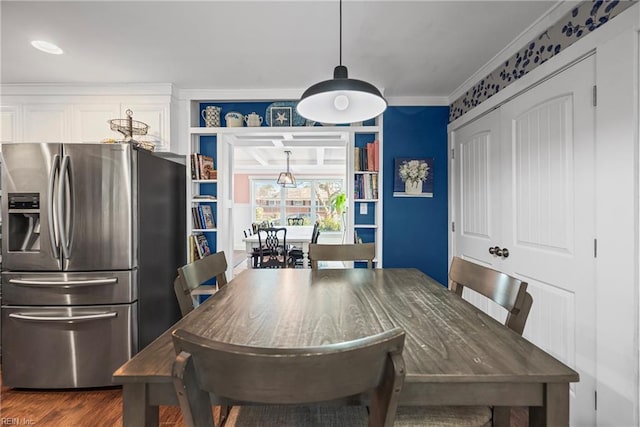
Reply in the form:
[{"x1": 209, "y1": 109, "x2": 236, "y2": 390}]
[{"x1": 399, "y1": 160, "x2": 429, "y2": 194}]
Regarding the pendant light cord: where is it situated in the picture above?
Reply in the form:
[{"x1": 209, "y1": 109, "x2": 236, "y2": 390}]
[{"x1": 339, "y1": 0, "x2": 342, "y2": 66}]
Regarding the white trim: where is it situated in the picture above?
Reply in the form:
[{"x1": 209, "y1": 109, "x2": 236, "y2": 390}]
[
  {"x1": 0, "y1": 83, "x2": 173, "y2": 97},
  {"x1": 386, "y1": 96, "x2": 448, "y2": 106},
  {"x1": 178, "y1": 88, "x2": 307, "y2": 102},
  {"x1": 447, "y1": 0, "x2": 580, "y2": 103}
]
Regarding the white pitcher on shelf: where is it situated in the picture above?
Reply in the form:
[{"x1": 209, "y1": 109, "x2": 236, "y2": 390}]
[
  {"x1": 225, "y1": 111, "x2": 244, "y2": 127},
  {"x1": 244, "y1": 112, "x2": 263, "y2": 127}
]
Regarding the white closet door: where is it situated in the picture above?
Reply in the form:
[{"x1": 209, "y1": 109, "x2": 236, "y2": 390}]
[
  {"x1": 452, "y1": 108, "x2": 502, "y2": 267},
  {"x1": 501, "y1": 55, "x2": 596, "y2": 426}
]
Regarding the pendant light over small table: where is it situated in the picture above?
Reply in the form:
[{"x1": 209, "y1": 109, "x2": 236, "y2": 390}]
[{"x1": 277, "y1": 150, "x2": 296, "y2": 188}]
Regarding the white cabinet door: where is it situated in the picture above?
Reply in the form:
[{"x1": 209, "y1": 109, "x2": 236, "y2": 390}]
[
  {"x1": 23, "y1": 104, "x2": 70, "y2": 143},
  {"x1": 501, "y1": 55, "x2": 596, "y2": 426},
  {"x1": 72, "y1": 104, "x2": 121, "y2": 143},
  {"x1": 122, "y1": 103, "x2": 169, "y2": 151},
  {"x1": 0, "y1": 105, "x2": 21, "y2": 143}
]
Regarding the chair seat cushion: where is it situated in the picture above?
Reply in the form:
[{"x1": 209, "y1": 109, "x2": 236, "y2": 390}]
[
  {"x1": 225, "y1": 405, "x2": 368, "y2": 426},
  {"x1": 394, "y1": 406, "x2": 492, "y2": 427}
]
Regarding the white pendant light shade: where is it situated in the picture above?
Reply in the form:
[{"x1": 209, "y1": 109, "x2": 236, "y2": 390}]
[
  {"x1": 297, "y1": 65, "x2": 387, "y2": 124},
  {"x1": 297, "y1": 0, "x2": 387, "y2": 125}
]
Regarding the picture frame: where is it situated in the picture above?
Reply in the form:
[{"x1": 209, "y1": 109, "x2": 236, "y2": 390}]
[
  {"x1": 270, "y1": 106, "x2": 292, "y2": 127},
  {"x1": 393, "y1": 157, "x2": 434, "y2": 197}
]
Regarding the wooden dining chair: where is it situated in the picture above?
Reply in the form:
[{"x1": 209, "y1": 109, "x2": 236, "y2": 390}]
[
  {"x1": 257, "y1": 227, "x2": 288, "y2": 268},
  {"x1": 394, "y1": 256, "x2": 533, "y2": 427},
  {"x1": 288, "y1": 220, "x2": 320, "y2": 267},
  {"x1": 448, "y1": 256, "x2": 533, "y2": 335},
  {"x1": 243, "y1": 228, "x2": 261, "y2": 268},
  {"x1": 308, "y1": 242, "x2": 375, "y2": 269},
  {"x1": 171, "y1": 327, "x2": 406, "y2": 427},
  {"x1": 173, "y1": 251, "x2": 228, "y2": 317}
]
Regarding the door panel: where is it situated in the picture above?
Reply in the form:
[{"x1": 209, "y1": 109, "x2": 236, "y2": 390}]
[
  {"x1": 501, "y1": 56, "x2": 595, "y2": 426},
  {"x1": 513, "y1": 95, "x2": 574, "y2": 253},
  {"x1": 452, "y1": 109, "x2": 501, "y2": 269},
  {"x1": 62, "y1": 143, "x2": 135, "y2": 271},
  {"x1": 2, "y1": 143, "x2": 62, "y2": 271}
]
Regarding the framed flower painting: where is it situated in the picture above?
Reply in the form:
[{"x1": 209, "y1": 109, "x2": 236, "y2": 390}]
[{"x1": 393, "y1": 157, "x2": 434, "y2": 197}]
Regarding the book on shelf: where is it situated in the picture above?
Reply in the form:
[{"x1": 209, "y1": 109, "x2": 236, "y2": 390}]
[
  {"x1": 199, "y1": 155, "x2": 215, "y2": 180},
  {"x1": 354, "y1": 173, "x2": 378, "y2": 200},
  {"x1": 189, "y1": 234, "x2": 199, "y2": 261},
  {"x1": 192, "y1": 207, "x2": 202, "y2": 229},
  {"x1": 354, "y1": 140, "x2": 379, "y2": 172},
  {"x1": 192, "y1": 205, "x2": 216, "y2": 229},
  {"x1": 193, "y1": 194, "x2": 217, "y2": 200},
  {"x1": 200, "y1": 205, "x2": 216, "y2": 229},
  {"x1": 193, "y1": 232, "x2": 211, "y2": 259},
  {"x1": 191, "y1": 153, "x2": 216, "y2": 180}
]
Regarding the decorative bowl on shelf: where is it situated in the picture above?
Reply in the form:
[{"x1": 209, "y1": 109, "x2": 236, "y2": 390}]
[{"x1": 266, "y1": 101, "x2": 305, "y2": 126}]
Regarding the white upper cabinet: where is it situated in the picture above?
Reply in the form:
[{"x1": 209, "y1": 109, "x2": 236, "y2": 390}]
[
  {"x1": 0, "y1": 85, "x2": 176, "y2": 151},
  {"x1": 121, "y1": 103, "x2": 170, "y2": 152},
  {"x1": 0, "y1": 105, "x2": 21, "y2": 143},
  {"x1": 23, "y1": 104, "x2": 70, "y2": 143},
  {"x1": 72, "y1": 104, "x2": 121, "y2": 143}
]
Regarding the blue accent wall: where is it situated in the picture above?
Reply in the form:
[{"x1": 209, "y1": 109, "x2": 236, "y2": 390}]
[{"x1": 382, "y1": 106, "x2": 449, "y2": 286}]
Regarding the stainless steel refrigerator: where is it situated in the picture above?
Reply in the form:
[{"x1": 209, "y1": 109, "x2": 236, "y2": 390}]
[{"x1": 1, "y1": 143, "x2": 185, "y2": 388}]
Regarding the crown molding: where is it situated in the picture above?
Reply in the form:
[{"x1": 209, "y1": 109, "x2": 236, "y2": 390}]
[
  {"x1": 386, "y1": 96, "x2": 449, "y2": 106},
  {"x1": 0, "y1": 83, "x2": 174, "y2": 97}
]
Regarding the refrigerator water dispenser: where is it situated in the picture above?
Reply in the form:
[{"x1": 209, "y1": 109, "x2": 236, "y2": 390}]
[{"x1": 8, "y1": 193, "x2": 41, "y2": 252}]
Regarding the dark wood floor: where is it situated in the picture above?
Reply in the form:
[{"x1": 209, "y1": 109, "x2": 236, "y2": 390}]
[
  {"x1": 0, "y1": 382, "x2": 529, "y2": 426},
  {"x1": 0, "y1": 384, "x2": 182, "y2": 426}
]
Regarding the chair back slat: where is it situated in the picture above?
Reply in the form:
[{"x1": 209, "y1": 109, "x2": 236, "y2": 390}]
[
  {"x1": 257, "y1": 227, "x2": 288, "y2": 268},
  {"x1": 172, "y1": 327, "x2": 406, "y2": 426},
  {"x1": 309, "y1": 243, "x2": 375, "y2": 269},
  {"x1": 449, "y1": 256, "x2": 532, "y2": 335},
  {"x1": 174, "y1": 251, "x2": 228, "y2": 317}
]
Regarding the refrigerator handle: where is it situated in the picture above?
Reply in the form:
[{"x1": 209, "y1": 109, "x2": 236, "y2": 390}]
[
  {"x1": 58, "y1": 155, "x2": 71, "y2": 259},
  {"x1": 9, "y1": 277, "x2": 118, "y2": 288},
  {"x1": 48, "y1": 154, "x2": 60, "y2": 259},
  {"x1": 9, "y1": 312, "x2": 118, "y2": 323}
]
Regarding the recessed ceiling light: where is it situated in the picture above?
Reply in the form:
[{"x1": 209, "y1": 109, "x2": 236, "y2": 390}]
[{"x1": 31, "y1": 40, "x2": 63, "y2": 55}]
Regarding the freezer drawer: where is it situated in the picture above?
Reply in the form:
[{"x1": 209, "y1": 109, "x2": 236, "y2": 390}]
[
  {"x1": 1, "y1": 270, "x2": 137, "y2": 305},
  {"x1": 1, "y1": 303, "x2": 137, "y2": 388}
]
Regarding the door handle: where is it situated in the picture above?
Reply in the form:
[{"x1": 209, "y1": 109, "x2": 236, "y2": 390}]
[
  {"x1": 58, "y1": 155, "x2": 71, "y2": 260},
  {"x1": 488, "y1": 246, "x2": 509, "y2": 258},
  {"x1": 48, "y1": 154, "x2": 60, "y2": 259}
]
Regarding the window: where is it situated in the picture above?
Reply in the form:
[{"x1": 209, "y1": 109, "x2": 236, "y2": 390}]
[{"x1": 251, "y1": 178, "x2": 344, "y2": 232}]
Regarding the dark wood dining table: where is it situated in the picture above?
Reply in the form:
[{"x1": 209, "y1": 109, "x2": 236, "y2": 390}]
[{"x1": 113, "y1": 268, "x2": 579, "y2": 427}]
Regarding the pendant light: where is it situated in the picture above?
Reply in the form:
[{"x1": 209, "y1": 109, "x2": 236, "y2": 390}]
[
  {"x1": 277, "y1": 151, "x2": 296, "y2": 188},
  {"x1": 297, "y1": 0, "x2": 387, "y2": 125}
]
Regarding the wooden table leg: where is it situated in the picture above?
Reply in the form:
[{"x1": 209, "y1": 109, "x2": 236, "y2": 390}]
[
  {"x1": 492, "y1": 406, "x2": 511, "y2": 427},
  {"x1": 245, "y1": 242, "x2": 252, "y2": 268},
  {"x1": 122, "y1": 383, "x2": 159, "y2": 427},
  {"x1": 530, "y1": 383, "x2": 569, "y2": 426},
  {"x1": 302, "y1": 242, "x2": 310, "y2": 269}
]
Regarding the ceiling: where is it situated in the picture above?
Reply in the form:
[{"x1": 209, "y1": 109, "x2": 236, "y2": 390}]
[{"x1": 0, "y1": 0, "x2": 561, "y2": 172}]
